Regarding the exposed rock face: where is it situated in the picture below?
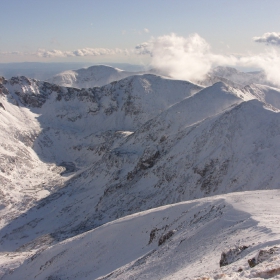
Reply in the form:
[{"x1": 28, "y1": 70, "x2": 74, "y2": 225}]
[
  {"x1": 220, "y1": 245, "x2": 248, "y2": 267},
  {"x1": 158, "y1": 230, "x2": 175, "y2": 246},
  {"x1": 248, "y1": 247, "x2": 279, "y2": 268}
]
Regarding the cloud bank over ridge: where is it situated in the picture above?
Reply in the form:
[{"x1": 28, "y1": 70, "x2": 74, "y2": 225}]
[
  {"x1": 136, "y1": 33, "x2": 280, "y2": 86},
  {"x1": 135, "y1": 33, "x2": 237, "y2": 81}
]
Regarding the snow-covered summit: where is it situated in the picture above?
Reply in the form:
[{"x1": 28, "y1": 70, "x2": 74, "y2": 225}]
[{"x1": 47, "y1": 64, "x2": 145, "y2": 88}]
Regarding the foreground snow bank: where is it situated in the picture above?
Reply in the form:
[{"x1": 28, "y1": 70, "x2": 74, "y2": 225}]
[{"x1": 2, "y1": 190, "x2": 280, "y2": 279}]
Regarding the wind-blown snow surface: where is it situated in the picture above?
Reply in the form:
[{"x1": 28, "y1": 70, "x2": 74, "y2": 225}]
[
  {"x1": 2, "y1": 190, "x2": 280, "y2": 279},
  {"x1": 1, "y1": 69, "x2": 280, "y2": 279}
]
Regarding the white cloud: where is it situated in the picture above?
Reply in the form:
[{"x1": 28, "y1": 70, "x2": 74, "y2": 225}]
[
  {"x1": 238, "y1": 49, "x2": 280, "y2": 86},
  {"x1": 0, "y1": 48, "x2": 127, "y2": 58},
  {"x1": 135, "y1": 33, "x2": 280, "y2": 86},
  {"x1": 135, "y1": 33, "x2": 237, "y2": 81},
  {"x1": 135, "y1": 42, "x2": 152, "y2": 55},
  {"x1": 253, "y1": 32, "x2": 280, "y2": 46},
  {"x1": 144, "y1": 28, "x2": 149, "y2": 33},
  {"x1": 0, "y1": 51, "x2": 25, "y2": 56},
  {"x1": 36, "y1": 48, "x2": 125, "y2": 58}
]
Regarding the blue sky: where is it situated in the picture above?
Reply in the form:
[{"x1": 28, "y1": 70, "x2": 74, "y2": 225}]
[{"x1": 1, "y1": 0, "x2": 280, "y2": 64}]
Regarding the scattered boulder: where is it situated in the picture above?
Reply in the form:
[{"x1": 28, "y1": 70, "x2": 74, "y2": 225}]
[
  {"x1": 158, "y1": 230, "x2": 175, "y2": 246},
  {"x1": 237, "y1": 268, "x2": 243, "y2": 272},
  {"x1": 248, "y1": 246, "x2": 279, "y2": 268},
  {"x1": 220, "y1": 245, "x2": 248, "y2": 267},
  {"x1": 59, "y1": 162, "x2": 78, "y2": 175},
  {"x1": 248, "y1": 257, "x2": 257, "y2": 268},
  {"x1": 139, "y1": 151, "x2": 160, "y2": 170},
  {"x1": 148, "y1": 228, "x2": 158, "y2": 244}
]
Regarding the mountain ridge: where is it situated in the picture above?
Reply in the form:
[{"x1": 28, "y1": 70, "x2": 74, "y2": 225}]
[{"x1": 1, "y1": 66, "x2": 280, "y2": 279}]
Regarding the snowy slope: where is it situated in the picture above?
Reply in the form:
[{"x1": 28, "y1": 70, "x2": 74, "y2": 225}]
[
  {"x1": 0, "y1": 77, "x2": 69, "y2": 227},
  {"x1": 243, "y1": 84, "x2": 280, "y2": 110},
  {"x1": 2, "y1": 190, "x2": 280, "y2": 279}
]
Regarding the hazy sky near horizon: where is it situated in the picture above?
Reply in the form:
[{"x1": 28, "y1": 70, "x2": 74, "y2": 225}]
[{"x1": 1, "y1": 0, "x2": 280, "y2": 66}]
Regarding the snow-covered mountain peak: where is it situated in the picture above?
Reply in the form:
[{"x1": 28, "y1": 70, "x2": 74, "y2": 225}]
[
  {"x1": 242, "y1": 83, "x2": 280, "y2": 110},
  {"x1": 197, "y1": 66, "x2": 275, "y2": 89},
  {"x1": 211, "y1": 66, "x2": 240, "y2": 76},
  {"x1": 47, "y1": 64, "x2": 144, "y2": 89},
  {"x1": 86, "y1": 64, "x2": 124, "y2": 72},
  {"x1": 191, "y1": 81, "x2": 256, "y2": 105}
]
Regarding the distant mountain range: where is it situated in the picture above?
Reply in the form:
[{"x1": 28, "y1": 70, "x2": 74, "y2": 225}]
[
  {"x1": 1, "y1": 65, "x2": 280, "y2": 279},
  {"x1": 198, "y1": 66, "x2": 272, "y2": 87},
  {"x1": 0, "y1": 62, "x2": 147, "y2": 80}
]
